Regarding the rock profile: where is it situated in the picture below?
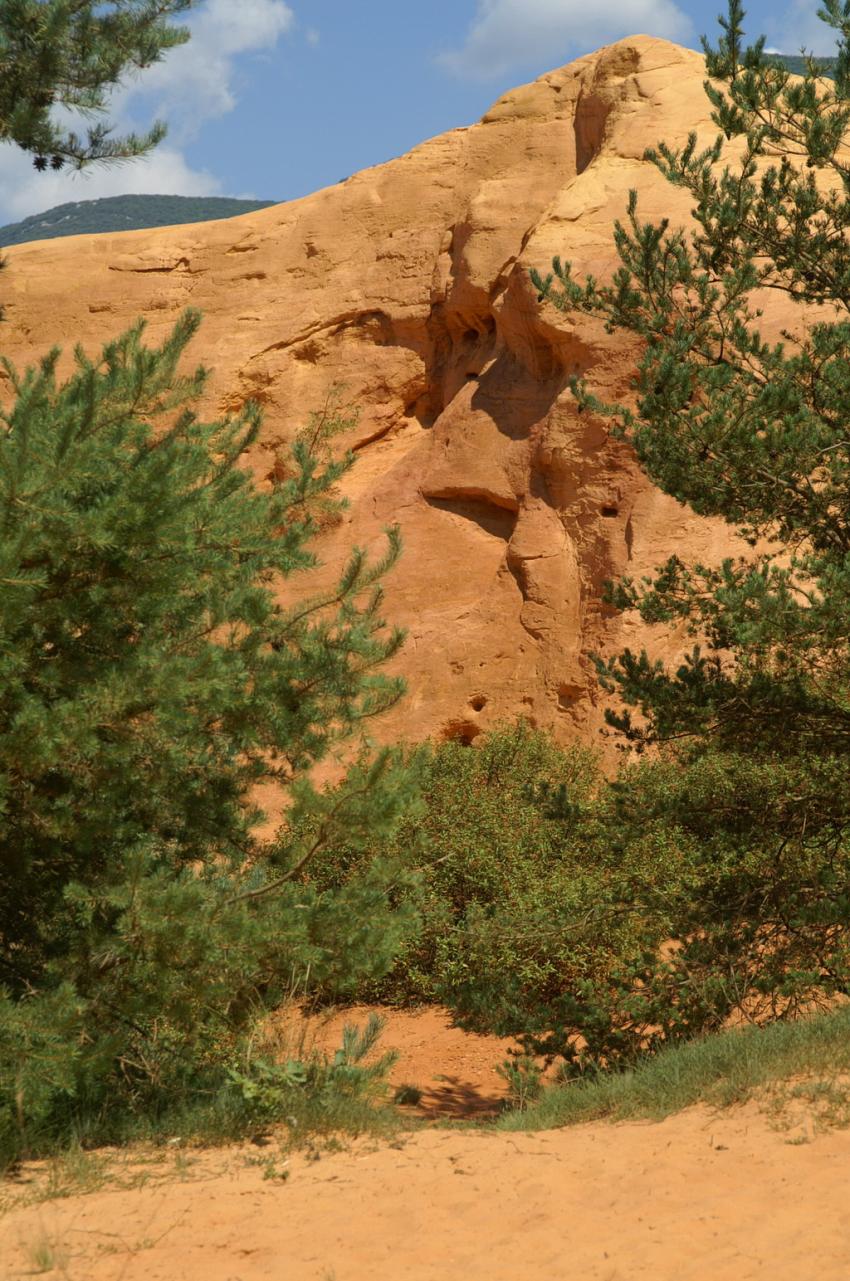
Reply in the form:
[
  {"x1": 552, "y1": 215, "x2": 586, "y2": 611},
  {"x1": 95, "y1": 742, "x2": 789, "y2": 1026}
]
[{"x1": 2, "y1": 37, "x2": 758, "y2": 753}]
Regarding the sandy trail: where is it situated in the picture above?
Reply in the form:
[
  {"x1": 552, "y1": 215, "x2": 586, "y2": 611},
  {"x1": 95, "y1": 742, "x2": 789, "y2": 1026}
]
[
  {"x1": 4, "y1": 1101, "x2": 850, "y2": 1281},
  {"x1": 4, "y1": 1009, "x2": 850, "y2": 1280}
]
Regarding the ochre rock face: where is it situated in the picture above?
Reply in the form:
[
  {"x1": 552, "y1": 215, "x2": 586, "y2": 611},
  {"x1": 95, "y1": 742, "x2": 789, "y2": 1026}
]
[{"x1": 2, "y1": 37, "x2": 755, "y2": 755}]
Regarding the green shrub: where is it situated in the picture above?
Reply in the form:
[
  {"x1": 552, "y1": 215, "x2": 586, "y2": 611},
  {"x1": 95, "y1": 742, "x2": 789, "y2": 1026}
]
[
  {"x1": 497, "y1": 1054, "x2": 544, "y2": 1112},
  {"x1": 227, "y1": 1013, "x2": 398, "y2": 1137},
  {"x1": 443, "y1": 744, "x2": 850, "y2": 1076},
  {"x1": 309, "y1": 724, "x2": 600, "y2": 1004},
  {"x1": 310, "y1": 715, "x2": 850, "y2": 1085}
]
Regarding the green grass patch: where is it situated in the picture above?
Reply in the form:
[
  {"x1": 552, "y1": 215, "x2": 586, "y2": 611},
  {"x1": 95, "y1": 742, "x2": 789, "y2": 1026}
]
[{"x1": 497, "y1": 1005, "x2": 850, "y2": 1131}]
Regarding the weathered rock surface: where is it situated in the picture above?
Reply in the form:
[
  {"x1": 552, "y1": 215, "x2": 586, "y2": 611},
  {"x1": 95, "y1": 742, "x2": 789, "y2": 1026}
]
[{"x1": 2, "y1": 37, "x2": 760, "y2": 754}]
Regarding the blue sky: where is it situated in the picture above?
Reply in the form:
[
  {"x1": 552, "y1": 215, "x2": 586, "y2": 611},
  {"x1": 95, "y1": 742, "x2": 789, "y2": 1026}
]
[{"x1": 0, "y1": 0, "x2": 836, "y2": 225}]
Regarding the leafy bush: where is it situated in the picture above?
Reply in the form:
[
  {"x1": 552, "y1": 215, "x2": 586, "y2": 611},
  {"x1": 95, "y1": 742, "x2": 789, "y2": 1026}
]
[
  {"x1": 308, "y1": 724, "x2": 599, "y2": 1004},
  {"x1": 309, "y1": 708, "x2": 850, "y2": 1084},
  {"x1": 443, "y1": 744, "x2": 850, "y2": 1076}
]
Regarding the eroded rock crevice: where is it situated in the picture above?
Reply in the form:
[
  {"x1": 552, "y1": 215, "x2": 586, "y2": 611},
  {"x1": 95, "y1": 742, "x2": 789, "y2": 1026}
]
[
  {"x1": 423, "y1": 494, "x2": 517, "y2": 542},
  {"x1": 574, "y1": 93, "x2": 611, "y2": 174}
]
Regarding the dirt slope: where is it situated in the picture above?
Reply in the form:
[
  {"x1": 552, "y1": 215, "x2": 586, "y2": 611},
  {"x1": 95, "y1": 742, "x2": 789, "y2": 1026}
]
[
  {"x1": 274, "y1": 1003, "x2": 531, "y2": 1118},
  {"x1": 0, "y1": 35, "x2": 761, "y2": 754}
]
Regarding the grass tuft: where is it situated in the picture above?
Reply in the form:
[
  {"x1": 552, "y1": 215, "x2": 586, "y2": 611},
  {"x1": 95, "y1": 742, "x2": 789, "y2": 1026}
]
[{"x1": 26, "y1": 1231, "x2": 70, "y2": 1275}]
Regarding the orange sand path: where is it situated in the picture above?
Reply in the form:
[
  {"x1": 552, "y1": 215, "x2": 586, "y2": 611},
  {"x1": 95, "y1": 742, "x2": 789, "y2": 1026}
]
[{"x1": 4, "y1": 1100, "x2": 850, "y2": 1280}]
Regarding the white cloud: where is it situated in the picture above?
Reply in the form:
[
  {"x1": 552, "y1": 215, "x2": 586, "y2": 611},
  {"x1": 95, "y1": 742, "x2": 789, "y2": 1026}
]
[
  {"x1": 765, "y1": 1, "x2": 841, "y2": 56},
  {"x1": 440, "y1": 0, "x2": 693, "y2": 79},
  {"x1": 0, "y1": 0, "x2": 295, "y2": 224},
  {"x1": 126, "y1": 0, "x2": 295, "y2": 142}
]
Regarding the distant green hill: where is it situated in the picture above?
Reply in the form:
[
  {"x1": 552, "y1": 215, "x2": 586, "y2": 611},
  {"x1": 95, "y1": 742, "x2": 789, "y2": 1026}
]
[
  {"x1": 775, "y1": 53, "x2": 836, "y2": 77},
  {"x1": 0, "y1": 194, "x2": 277, "y2": 248}
]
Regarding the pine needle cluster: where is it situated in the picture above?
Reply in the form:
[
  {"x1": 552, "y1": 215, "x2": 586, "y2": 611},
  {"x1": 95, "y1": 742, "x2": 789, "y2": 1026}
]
[{"x1": 0, "y1": 1, "x2": 193, "y2": 168}]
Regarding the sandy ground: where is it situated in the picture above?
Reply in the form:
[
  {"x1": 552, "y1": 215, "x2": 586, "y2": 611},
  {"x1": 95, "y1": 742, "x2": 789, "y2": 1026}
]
[
  {"x1": 4, "y1": 1008, "x2": 850, "y2": 1281},
  {"x1": 5, "y1": 1106, "x2": 850, "y2": 1281}
]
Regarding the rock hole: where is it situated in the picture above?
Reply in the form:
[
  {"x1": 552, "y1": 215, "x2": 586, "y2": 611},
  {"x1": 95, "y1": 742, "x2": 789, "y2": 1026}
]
[
  {"x1": 601, "y1": 504, "x2": 619, "y2": 517},
  {"x1": 558, "y1": 683, "x2": 583, "y2": 710},
  {"x1": 404, "y1": 393, "x2": 437, "y2": 428},
  {"x1": 442, "y1": 719, "x2": 483, "y2": 746},
  {"x1": 469, "y1": 695, "x2": 487, "y2": 712}
]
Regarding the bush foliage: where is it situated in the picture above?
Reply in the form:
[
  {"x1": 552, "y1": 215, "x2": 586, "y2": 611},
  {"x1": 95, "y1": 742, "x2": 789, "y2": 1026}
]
[
  {"x1": 308, "y1": 725, "x2": 598, "y2": 1005},
  {"x1": 312, "y1": 724, "x2": 850, "y2": 1080},
  {"x1": 441, "y1": 745, "x2": 850, "y2": 1074}
]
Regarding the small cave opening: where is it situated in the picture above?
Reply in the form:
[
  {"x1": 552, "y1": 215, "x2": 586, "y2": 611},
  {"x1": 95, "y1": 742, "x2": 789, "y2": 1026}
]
[
  {"x1": 403, "y1": 392, "x2": 439, "y2": 430},
  {"x1": 469, "y1": 694, "x2": 488, "y2": 712},
  {"x1": 441, "y1": 719, "x2": 483, "y2": 746},
  {"x1": 601, "y1": 504, "x2": 619, "y2": 518}
]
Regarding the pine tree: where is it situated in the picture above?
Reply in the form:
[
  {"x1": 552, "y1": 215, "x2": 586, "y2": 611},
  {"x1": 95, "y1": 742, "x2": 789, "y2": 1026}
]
[
  {"x1": 0, "y1": 313, "x2": 422, "y2": 1155},
  {"x1": 0, "y1": 0, "x2": 424, "y2": 1156},
  {"x1": 535, "y1": 0, "x2": 850, "y2": 760},
  {"x1": 0, "y1": 0, "x2": 194, "y2": 169}
]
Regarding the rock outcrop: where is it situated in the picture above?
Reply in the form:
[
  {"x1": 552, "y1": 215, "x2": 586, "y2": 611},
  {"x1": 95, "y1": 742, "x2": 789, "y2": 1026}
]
[{"x1": 2, "y1": 36, "x2": 764, "y2": 754}]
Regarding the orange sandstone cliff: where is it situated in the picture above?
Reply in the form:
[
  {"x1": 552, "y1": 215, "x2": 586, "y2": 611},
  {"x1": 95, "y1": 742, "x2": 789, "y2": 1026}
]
[{"x1": 1, "y1": 37, "x2": 760, "y2": 752}]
